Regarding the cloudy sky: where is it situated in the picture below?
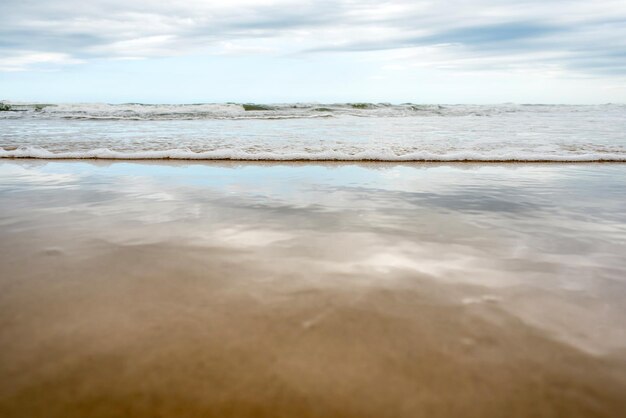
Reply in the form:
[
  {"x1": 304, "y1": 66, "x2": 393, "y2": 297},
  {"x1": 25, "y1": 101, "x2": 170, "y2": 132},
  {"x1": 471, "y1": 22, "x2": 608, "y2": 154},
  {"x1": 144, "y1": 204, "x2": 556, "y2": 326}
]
[{"x1": 1, "y1": 0, "x2": 625, "y2": 103}]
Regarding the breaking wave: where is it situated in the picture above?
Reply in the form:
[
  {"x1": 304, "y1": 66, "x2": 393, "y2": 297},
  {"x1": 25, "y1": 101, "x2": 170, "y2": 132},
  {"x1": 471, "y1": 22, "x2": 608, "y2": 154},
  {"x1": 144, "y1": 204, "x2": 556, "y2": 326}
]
[
  {"x1": 4, "y1": 101, "x2": 617, "y2": 120},
  {"x1": 2, "y1": 147, "x2": 625, "y2": 162}
]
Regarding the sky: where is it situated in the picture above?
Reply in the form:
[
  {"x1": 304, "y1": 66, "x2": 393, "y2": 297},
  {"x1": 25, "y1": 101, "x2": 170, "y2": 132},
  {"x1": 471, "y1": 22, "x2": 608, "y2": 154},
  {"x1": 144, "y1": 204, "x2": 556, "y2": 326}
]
[{"x1": 1, "y1": 0, "x2": 625, "y2": 104}]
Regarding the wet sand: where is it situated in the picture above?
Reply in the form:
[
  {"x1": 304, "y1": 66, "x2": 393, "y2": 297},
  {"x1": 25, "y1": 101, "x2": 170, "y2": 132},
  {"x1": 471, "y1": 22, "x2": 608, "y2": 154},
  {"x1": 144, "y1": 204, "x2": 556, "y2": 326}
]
[{"x1": 1, "y1": 161, "x2": 626, "y2": 417}]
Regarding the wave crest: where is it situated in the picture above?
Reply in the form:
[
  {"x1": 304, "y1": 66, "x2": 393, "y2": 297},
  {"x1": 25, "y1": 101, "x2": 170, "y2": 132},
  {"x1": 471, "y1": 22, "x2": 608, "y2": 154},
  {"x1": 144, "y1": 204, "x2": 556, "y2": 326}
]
[
  {"x1": 4, "y1": 102, "x2": 620, "y2": 121},
  {"x1": 2, "y1": 147, "x2": 625, "y2": 162}
]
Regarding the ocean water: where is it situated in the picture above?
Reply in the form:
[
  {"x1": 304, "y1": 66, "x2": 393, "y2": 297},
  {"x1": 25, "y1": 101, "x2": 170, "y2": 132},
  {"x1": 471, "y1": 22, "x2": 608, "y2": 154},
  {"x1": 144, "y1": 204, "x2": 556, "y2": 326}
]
[{"x1": 1, "y1": 102, "x2": 625, "y2": 161}]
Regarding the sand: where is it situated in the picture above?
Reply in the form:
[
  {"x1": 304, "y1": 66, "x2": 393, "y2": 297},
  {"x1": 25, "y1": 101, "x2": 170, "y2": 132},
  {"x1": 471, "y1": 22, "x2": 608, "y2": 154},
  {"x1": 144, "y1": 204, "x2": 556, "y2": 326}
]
[{"x1": 1, "y1": 161, "x2": 625, "y2": 417}]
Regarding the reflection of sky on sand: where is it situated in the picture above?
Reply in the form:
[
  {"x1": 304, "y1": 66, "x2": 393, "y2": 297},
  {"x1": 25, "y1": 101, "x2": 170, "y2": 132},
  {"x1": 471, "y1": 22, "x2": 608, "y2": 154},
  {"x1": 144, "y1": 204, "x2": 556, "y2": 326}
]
[{"x1": 1, "y1": 161, "x2": 626, "y2": 354}]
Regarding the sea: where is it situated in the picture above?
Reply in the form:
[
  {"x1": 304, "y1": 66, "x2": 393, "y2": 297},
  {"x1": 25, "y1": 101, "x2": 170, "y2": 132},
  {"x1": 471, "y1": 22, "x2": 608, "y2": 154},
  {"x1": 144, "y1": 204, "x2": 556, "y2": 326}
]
[{"x1": 1, "y1": 102, "x2": 625, "y2": 161}]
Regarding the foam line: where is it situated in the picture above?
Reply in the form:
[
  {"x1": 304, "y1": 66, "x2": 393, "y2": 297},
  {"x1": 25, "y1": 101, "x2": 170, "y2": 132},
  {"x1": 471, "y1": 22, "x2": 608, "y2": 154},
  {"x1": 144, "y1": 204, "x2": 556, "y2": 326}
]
[{"x1": 2, "y1": 147, "x2": 625, "y2": 162}]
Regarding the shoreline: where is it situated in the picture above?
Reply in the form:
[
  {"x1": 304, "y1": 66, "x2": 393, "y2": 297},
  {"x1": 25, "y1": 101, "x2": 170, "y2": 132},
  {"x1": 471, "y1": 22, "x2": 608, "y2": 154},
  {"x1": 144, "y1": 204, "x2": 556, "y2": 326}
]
[
  {"x1": 2, "y1": 155, "x2": 626, "y2": 163},
  {"x1": 2, "y1": 157, "x2": 626, "y2": 164}
]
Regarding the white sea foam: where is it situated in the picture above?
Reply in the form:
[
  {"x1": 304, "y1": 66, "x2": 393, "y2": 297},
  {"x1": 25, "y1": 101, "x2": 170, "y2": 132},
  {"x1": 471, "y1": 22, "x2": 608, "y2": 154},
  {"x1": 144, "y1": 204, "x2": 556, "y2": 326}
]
[{"x1": 2, "y1": 147, "x2": 625, "y2": 161}]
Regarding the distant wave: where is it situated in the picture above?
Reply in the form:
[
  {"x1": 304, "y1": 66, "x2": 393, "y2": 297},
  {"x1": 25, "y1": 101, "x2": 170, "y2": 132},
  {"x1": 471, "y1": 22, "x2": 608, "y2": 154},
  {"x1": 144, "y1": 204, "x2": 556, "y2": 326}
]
[
  {"x1": 4, "y1": 102, "x2": 621, "y2": 121},
  {"x1": 56, "y1": 114, "x2": 336, "y2": 121},
  {"x1": 2, "y1": 147, "x2": 625, "y2": 162},
  {"x1": 0, "y1": 102, "x2": 429, "y2": 121}
]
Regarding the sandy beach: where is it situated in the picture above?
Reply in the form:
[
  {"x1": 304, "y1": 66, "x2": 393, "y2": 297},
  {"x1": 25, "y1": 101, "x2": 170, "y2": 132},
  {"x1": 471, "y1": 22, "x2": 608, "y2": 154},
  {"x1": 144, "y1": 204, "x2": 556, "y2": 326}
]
[{"x1": 1, "y1": 160, "x2": 625, "y2": 417}]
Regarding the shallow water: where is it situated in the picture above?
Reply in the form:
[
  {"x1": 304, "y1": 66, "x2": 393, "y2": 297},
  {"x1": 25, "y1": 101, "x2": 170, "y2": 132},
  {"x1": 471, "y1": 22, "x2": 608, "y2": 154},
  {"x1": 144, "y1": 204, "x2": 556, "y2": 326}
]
[
  {"x1": 1, "y1": 103, "x2": 625, "y2": 160},
  {"x1": 1, "y1": 161, "x2": 625, "y2": 417}
]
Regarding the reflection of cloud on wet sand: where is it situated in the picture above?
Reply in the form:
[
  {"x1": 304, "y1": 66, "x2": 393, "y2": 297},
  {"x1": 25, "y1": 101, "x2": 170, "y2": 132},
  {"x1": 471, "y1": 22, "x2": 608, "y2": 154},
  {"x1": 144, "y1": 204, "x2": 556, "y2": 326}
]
[{"x1": 1, "y1": 160, "x2": 626, "y2": 360}]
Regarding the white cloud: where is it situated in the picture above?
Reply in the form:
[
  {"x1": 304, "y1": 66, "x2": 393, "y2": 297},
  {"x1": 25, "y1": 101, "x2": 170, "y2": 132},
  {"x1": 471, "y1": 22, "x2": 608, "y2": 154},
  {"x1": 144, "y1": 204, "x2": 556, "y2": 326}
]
[
  {"x1": 89, "y1": 35, "x2": 181, "y2": 57},
  {"x1": 0, "y1": 0, "x2": 625, "y2": 82},
  {"x1": 0, "y1": 51, "x2": 85, "y2": 72}
]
